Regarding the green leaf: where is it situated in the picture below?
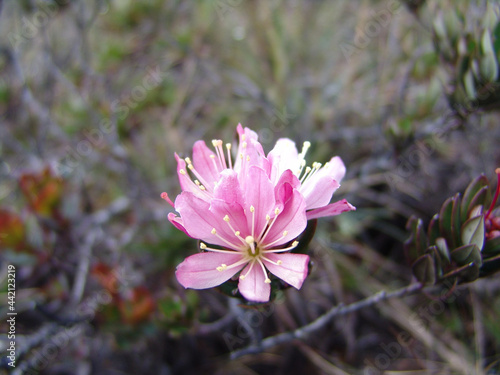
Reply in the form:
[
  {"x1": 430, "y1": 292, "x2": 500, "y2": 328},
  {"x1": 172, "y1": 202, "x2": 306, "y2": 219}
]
[
  {"x1": 463, "y1": 69, "x2": 477, "y2": 100},
  {"x1": 461, "y1": 215, "x2": 485, "y2": 250},
  {"x1": 405, "y1": 216, "x2": 427, "y2": 263},
  {"x1": 439, "y1": 197, "x2": 454, "y2": 243},
  {"x1": 493, "y1": 21, "x2": 500, "y2": 56},
  {"x1": 412, "y1": 253, "x2": 436, "y2": 285},
  {"x1": 450, "y1": 244, "x2": 482, "y2": 267},
  {"x1": 482, "y1": 29, "x2": 495, "y2": 55},
  {"x1": 461, "y1": 175, "x2": 489, "y2": 221},
  {"x1": 451, "y1": 194, "x2": 462, "y2": 249},
  {"x1": 435, "y1": 237, "x2": 451, "y2": 266},
  {"x1": 480, "y1": 51, "x2": 499, "y2": 82},
  {"x1": 466, "y1": 186, "x2": 489, "y2": 218},
  {"x1": 429, "y1": 246, "x2": 444, "y2": 278},
  {"x1": 439, "y1": 194, "x2": 461, "y2": 249},
  {"x1": 428, "y1": 213, "x2": 440, "y2": 245},
  {"x1": 483, "y1": 236, "x2": 500, "y2": 256}
]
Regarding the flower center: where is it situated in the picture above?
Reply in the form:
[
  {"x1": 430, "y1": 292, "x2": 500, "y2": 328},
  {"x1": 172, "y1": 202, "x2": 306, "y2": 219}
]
[{"x1": 245, "y1": 235, "x2": 261, "y2": 258}]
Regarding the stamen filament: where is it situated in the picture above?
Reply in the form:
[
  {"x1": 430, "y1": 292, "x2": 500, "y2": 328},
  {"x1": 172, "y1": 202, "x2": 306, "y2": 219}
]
[
  {"x1": 257, "y1": 258, "x2": 271, "y2": 283},
  {"x1": 262, "y1": 230, "x2": 289, "y2": 248},
  {"x1": 259, "y1": 208, "x2": 280, "y2": 244},
  {"x1": 212, "y1": 140, "x2": 225, "y2": 170},
  {"x1": 263, "y1": 241, "x2": 299, "y2": 253},
  {"x1": 240, "y1": 259, "x2": 256, "y2": 279},
  {"x1": 223, "y1": 216, "x2": 247, "y2": 246},
  {"x1": 217, "y1": 257, "x2": 250, "y2": 272},
  {"x1": 257, "y1": 214, "x2": 271, "y2": 241},
  {"x1": 212, "y1": 228, "x2": 246, "y2": 250},
  {"x1": 185, "y1": 159, "x2": 212, "y2": 191},
  {"x1": 200, "y1": 243, "x2": 241, "y2": 254},
  {"x1": 226, "y1": 143, "x2": 233, "y2": 169},
  {"x1": 261, "y1": 256, "x2": 282, "y2": 266},
  {"x1": 209, "y1": 154, "x2": 219, "y2": 172}
]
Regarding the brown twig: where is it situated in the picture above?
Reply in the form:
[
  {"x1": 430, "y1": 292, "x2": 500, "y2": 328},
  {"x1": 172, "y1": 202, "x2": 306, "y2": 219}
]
[{"x1": 230, "y1": 282, "x2": 423, "y2": 359}]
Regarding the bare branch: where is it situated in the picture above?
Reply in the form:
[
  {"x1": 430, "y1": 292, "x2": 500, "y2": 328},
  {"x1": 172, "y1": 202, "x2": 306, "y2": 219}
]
[{"x1": 230, "y1": 282, "x2": 423, "y2": 359}]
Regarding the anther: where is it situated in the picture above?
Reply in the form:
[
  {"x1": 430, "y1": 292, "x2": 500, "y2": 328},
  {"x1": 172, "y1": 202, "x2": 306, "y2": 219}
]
[
  {"x1": 235, "y1": 231, "x2": 240, "y2": 236},
  {"x1": 265, "y1": 278, "x2": 271, "y2": 284},
  {"x1": 245, "y1": 236, "x2": 255, "y2": 245},
  {"x1": 224, "y1": 215, "x2": 230, "y2": 222},
  {"x1": 216, "y1": 264, "x2": 227, "y2": 272},
  {"x1": 250, "y1": 205, "x2": 255, "y2": 212},
  {"x1": 277, "y1": 260, "x2": 283, "y2": 265},
  {"x1": 179, "y1": 169, "x2": 186, "y2": 175},
  {"x1": 282, "y1": 230, "x2": 288, "y2": 237},
  {"x1": 200, "y1": 243, "x2": 207, "y2": 250},
  {"x1": 274, "y1": 208, "x2": 280, "y2": 215},
  {"x1": 211, "y1": 228, "x2": 217, "y2": 235}
]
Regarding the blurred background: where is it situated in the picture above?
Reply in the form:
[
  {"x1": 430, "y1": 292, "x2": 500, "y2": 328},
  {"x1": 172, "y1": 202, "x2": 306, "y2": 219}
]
[{"x1": 1, "y1": 0, "x2": 500, "y2": 374}]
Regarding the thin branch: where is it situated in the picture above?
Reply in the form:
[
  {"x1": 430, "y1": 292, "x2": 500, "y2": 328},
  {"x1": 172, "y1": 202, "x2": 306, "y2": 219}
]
[{"x1": 230, "y1": 282, "x2": 423, "y2": 359}]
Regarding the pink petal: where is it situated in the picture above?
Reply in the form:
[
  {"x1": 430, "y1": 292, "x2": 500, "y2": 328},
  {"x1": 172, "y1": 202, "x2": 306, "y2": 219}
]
[
  {"x1": 210, "y1": 170, "x2": 250, "y2": 239},
  {"x1": 213, "y1": 169, "x2": 244, "y2": 206},
  {"x1": 306, "y1": 199, "x2": 356, "y2": 220},
  {"x1": 176, "y1": 252, "x2": 245, "y2": 289},
  {"x1": 238, "y1": 261, "x2": 271, "y2": 302},
  {"x1": 192, "y1": 140, "x2": 221, "y2": 187},
  {"x1": 274, "y1": 169, "x2": 301, "y2": 208},
  {"x1": 300, "y1": 177, "x2": 340, "y2": 210},
  {"x1": 262, "y1": 189, "x2": 307, "y2": 247},
  {"x1": 210, "y1": 198, "x2": 250, "y2": 239},
  {"x1": 175, "y1": 192, "x2": 242, "y2": 249},
  {"x1": 268, "y1": 138, "x2": 299, "y2": 184},
  {"x1": 168, "y1": 212, "x2": 189, "y2": 236},
  {"x1": 175, "y1": 153, "x2": 208, "y2": 200},
  {"x1": 263, "y1": 253, "x2": 309, "y2": 289},
  {"x1": 234, "y1": 124, "x2": 270, "y2": 183},
  {"x1": 325, "y1": 156, "x2": 346, "y2": 184},
  {"x1": 243, "y1": 166, "x2": 276, "y2": 238}
]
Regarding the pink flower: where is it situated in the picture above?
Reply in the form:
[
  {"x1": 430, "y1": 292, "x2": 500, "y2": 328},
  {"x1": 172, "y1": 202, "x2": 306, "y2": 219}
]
[
  {"x1": 172, "y1": 166, "x2": 309, "y2": 302},
  {"x1": 164, "y1": 124, "x2": 355, "y2": 302},
  {"x1": 167, "y1": 124, "x2": 355, "y2": 220},
  {"x1": 266, "y1": 134, "x2": 355, "y2": 220}
]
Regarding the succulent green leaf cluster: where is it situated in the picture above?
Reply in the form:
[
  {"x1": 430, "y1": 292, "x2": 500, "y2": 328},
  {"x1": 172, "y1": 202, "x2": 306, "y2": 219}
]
[
  {"x1": 431, "y1": 2, "x2": 500, "y2": 114},
  {"x1": 405, "y1": 174, "x2": 500, "y2": 285}
]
